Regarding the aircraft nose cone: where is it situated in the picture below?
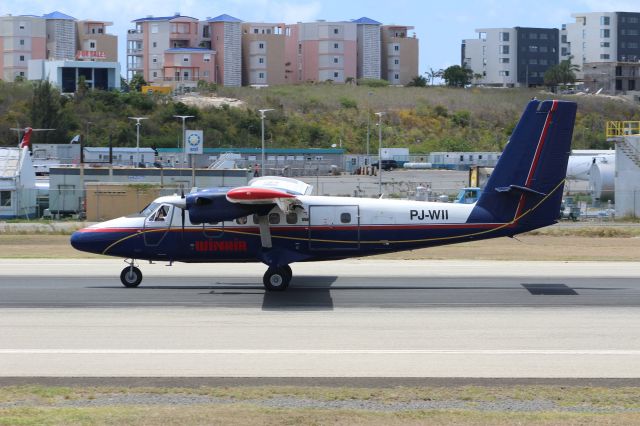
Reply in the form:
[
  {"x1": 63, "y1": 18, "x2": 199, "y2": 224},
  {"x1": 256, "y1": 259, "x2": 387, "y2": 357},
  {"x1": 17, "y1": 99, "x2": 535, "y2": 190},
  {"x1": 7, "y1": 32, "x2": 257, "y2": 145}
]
[{"x1": 70, "y1": 230, "x2": 93, "y2": 253}]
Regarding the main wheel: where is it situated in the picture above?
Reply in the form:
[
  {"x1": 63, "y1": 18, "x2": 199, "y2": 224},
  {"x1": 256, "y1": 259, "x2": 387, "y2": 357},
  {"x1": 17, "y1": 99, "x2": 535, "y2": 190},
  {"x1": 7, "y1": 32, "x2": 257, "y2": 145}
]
[
  {"x1": 263, "y1": 266, "x2": 291, "y2": 291},
  {"x1": 120, "y1": 266, "x2": 143, "y2": 288}
]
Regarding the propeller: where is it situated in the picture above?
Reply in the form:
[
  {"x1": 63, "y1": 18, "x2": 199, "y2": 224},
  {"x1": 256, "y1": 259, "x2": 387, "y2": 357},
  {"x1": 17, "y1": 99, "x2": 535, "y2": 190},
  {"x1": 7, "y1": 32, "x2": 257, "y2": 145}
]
[{"x1": 180, "y1": 187, "x2": 186, "y2": 237}]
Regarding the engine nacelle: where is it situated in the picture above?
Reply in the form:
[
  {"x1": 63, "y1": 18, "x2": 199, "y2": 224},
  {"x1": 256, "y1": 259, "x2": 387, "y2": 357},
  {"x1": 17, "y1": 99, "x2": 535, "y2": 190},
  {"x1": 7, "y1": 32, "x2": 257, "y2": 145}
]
[{"x1": 185, "y1": 190, "x2": 272, "y2": 224}]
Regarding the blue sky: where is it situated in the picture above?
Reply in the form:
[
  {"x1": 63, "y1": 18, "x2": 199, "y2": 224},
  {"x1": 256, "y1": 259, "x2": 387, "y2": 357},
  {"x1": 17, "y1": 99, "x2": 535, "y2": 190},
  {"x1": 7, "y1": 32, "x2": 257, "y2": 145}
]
[{"x1": 2, "y1": 0, "x2": 640, "y2": 76}]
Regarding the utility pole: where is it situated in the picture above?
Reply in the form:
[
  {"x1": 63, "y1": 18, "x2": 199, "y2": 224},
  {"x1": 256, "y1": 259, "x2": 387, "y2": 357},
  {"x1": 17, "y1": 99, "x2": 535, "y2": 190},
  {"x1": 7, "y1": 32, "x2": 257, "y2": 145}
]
[
  {"x1": 366, "y1": 91, "x2": 372, "y2": 170},
  {"x1": 259, "y1": 109, "x2": 274, "y2": 177},
  {"x1": 128, "y1": 117, "x2": 147, "y2": 167},
  {"x1": 174, "y1": 115, "x2": 194, "y2": 168},
  {"x1": 375, "y1": 112, "x2": 385, "y2": 197}
]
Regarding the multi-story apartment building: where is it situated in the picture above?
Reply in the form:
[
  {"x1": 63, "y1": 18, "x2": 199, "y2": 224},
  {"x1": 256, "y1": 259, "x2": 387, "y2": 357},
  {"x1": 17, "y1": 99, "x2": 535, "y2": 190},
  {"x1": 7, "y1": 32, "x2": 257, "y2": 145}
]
[
  {"x1": 207, "y1": 14, "x2": 242, "y2": 87},
  {"x1": 76, "y1": 20, "x2": 117, "y2": 62},
  {"x1": 241, "y1": 22, "x2": 286, "y2": 86},
  {"x1": 381, "y1": 25, "x2": 419, "y2": 85},
  {"x1": 126, "y1": 13, "x2": 241, "y2": 88},
  {"x1": 285, "y1": 20, "x2": 358, "y2": 84},
  {"x1": 563, "y1": 12, "x2": 640, "y2": 93},
  {"x1": 462, "y1": 27, "x2": 558, "y2": 87},
  {"x1": 353, "y1": 17, "x2": 381, "y2": 80},
  {"x1": 0, "y1": 15, "x2": 46, "y2": 81},
  {"x1": 44, "y1": 11, "x2": 76, "y2": 60}
]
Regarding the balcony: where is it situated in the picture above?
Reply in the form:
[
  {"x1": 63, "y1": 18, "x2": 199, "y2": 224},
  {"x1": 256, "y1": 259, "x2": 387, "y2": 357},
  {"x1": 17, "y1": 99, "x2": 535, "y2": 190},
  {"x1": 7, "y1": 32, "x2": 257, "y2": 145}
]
[{"x1": 127, "y1": 29, "x2": 143, "y2": 40}]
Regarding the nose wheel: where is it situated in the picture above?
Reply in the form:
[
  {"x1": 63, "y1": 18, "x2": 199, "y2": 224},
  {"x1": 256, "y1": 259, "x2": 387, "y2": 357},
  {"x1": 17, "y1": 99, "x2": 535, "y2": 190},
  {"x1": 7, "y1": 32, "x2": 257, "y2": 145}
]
[
  {"x1": 263, "y1": 265, "x2": 292, "y2": 291},
  {"x1": 120, "y1": 265, "x2": 143, "y2": 288}
]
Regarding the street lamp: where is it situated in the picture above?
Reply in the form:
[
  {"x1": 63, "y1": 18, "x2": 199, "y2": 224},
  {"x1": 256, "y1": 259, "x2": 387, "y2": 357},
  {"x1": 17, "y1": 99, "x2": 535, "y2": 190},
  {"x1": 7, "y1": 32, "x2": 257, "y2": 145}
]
[
  {"x1": 174, "y1": 115, "x2": 194, "y2": 168},
  {"x1": 258, "y1": 109, "x2": 274, "y2": 176},
  {"x1": 375, "y1": 112, "x2": 385, "y2": 197},
  {"x1": 128, "y1": 117, "x2": 148, "y2": 167},
  {"x1": 366, "y1": 91, "x2": 373, "y2": 169}
]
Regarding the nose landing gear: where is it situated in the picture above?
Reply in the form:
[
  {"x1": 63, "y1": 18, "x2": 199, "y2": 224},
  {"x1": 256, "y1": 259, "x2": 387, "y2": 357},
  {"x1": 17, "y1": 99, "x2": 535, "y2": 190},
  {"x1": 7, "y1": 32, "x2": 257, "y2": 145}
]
[{"x1": 120, "y1": 259, "x2": 142, "y2": 288}]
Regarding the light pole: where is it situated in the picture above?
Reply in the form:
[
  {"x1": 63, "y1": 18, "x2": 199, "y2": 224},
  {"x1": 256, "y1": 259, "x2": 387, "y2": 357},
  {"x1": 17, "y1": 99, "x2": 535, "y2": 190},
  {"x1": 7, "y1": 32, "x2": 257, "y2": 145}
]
[
  {"x1": 375, "y1": 112, "x2": 385, "y2": 197},
  {"x1": 128, "y1": 117, "x2": 147, "y2": 167},
  {"x1": 366, "y1": 91, "x2": 372, "y2": 169},
  {"x1": 85, "y1": 121, "x2": 92, "y2": 146},
  {"x1": 174, "y1": 115, "x2": 194, "y2": 168},
  {"x1": 258, "y1": 109, "x2": 273, "y2": 176}
]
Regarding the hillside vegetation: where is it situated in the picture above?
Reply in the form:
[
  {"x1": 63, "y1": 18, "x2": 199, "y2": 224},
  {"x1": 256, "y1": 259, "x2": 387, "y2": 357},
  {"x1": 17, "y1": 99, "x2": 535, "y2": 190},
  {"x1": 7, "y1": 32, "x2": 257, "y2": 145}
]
[{"x1": 1, "y1": 80, "x2": 638, "y2": 154}]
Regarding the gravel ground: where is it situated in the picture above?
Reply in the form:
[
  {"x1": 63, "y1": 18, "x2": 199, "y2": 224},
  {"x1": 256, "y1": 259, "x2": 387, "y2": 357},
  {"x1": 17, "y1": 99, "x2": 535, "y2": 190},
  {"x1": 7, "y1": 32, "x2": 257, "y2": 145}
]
[{"x1": 0, "y1": 393, "x2": 636, "y2": 413}]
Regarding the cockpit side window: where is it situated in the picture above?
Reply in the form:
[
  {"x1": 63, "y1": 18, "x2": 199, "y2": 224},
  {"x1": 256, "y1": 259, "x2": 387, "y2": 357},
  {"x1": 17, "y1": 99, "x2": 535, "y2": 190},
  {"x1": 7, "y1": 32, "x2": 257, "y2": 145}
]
[
  {"x1": 150, "y1": 205, "x2": 170, "y2": 222},
  {"x1": 140, "y1": 202, "x2": 160, "y2": 216}
]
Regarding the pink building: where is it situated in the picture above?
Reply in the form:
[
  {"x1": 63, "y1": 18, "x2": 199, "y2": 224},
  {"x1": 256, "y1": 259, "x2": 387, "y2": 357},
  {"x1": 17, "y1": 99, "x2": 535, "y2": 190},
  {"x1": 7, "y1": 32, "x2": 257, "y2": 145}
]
[
  {"x1": 285, "y1": 21, "x2": 358, "y2": 84},
  {"x1": 0, "y1": 15, "x2": 46, "y2": 81}
]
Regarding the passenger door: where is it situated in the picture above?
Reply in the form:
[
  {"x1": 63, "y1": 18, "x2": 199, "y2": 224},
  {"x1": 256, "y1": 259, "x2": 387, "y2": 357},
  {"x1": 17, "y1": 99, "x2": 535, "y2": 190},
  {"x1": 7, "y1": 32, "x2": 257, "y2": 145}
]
[{"x1": 308, "y1": 205, "x2": 359, "y2": 251}]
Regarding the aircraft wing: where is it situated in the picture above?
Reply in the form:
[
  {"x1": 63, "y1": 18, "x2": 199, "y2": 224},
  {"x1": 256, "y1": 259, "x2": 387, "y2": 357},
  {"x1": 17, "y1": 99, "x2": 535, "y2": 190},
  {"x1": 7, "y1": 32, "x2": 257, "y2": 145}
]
[{"x1": 226, "y1": 176, "x2": 311, "y2": 210}]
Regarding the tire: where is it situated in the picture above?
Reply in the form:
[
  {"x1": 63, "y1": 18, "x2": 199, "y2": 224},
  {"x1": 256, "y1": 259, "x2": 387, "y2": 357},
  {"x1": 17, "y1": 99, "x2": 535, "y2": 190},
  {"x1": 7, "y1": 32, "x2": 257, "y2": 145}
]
[
  {"x1": 263, "y1": 266, "x2": 291, "y2": 291},
  {"x1": 120, "y1": 266, "x2": 143, "y2": 288}
]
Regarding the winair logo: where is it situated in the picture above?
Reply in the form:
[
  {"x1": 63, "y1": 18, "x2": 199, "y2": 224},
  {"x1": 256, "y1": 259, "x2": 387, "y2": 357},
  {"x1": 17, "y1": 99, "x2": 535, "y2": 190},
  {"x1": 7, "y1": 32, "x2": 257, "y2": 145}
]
[
  {"x1": 195, "y1": 240, "x2": 248, "y2": 252},
  {"x1": 410, "y1": 209, "x2": 449, "y2": 221}
]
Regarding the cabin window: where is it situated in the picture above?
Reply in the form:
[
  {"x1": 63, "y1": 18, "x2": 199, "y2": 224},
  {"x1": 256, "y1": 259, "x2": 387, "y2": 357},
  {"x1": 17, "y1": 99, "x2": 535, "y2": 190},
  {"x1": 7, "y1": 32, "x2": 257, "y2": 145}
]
[
  {"x1": 268, "y1": 213, "x2": 280, "y2": 224},
  {"x1": 340, "y1": 213, "x2": 351, "y2": 223},
  {"x1": 236, "y1": 216, "x2": 248, "y2": 225},
  {"x1": 252, "y1": 214, "x2": 260, "y2": 224},
  {"x1": 286, "y1": 212, "x2": 298, "y2": 224},
  {"x1": 0, "y1": 191, "x2": 11, "y2": 207}
]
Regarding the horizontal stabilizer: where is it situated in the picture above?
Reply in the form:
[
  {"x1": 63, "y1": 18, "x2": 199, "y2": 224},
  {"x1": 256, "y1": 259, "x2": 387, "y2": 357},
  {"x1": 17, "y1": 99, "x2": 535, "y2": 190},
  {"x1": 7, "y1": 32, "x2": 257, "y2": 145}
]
[{"x1": 495, "y1": 185, "x2": 547, "y2": 197}]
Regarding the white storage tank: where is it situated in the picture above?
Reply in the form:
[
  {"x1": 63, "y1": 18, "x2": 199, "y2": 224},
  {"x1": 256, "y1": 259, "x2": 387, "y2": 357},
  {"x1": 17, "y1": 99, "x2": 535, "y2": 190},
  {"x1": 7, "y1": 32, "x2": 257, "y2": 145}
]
[{"x1": 588, "y1": 161, "x2": 615, "y2": 202}]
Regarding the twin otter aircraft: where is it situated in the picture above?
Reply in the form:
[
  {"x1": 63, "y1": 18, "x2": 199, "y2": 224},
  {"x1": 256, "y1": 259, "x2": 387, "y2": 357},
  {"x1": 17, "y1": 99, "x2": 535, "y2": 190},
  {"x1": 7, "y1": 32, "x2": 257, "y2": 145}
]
[{"x1": 71, "y1": 99, "x2": 577, "y2": 291}]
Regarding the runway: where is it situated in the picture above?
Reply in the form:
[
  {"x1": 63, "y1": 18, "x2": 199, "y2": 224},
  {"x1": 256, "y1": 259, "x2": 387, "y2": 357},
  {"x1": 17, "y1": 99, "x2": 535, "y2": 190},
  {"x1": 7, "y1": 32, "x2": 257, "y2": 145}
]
[{"x1": 0, "y1": 259, "x2": 639, "y2": 378}]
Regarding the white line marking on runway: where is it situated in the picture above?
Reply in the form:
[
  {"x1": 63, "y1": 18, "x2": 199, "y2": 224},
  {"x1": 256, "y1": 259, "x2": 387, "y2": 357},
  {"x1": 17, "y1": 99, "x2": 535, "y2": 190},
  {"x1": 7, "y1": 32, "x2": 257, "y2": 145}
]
[{"x1": 1, "y1": 349, "x2": 639, "y2": 355}]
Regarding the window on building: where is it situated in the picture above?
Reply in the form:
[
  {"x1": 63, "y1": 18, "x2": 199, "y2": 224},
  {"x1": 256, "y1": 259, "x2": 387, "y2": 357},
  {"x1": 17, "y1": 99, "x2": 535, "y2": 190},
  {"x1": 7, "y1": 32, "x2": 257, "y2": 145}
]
[
  {"x1": 183, "y1": 55, "x2": 189, "y2": 62},
  {"x1": 259, "y1": 43, "x2": 265, "y2": 49},
  {"x1": 253, "y1": 28, "x2": 259, "y2": 34},
  {"x1": 601, "y1": 29, "x2": 610, "y2": 38},
  {"x1": 394, "y1": 45, "x2": 399, "y2": 51},
  {"x1": 334, "y1": 28, "x2": 339, "y2": 34},
  {"x1": 540, "y1": 59, "x2": 548, "y2": 65},
  {"x1": 153, "y1": 71, "x2": 157, "y2": 77},
  {"x1": 540, "y1": 33, "x2": 549, "y2": 40},
  {"x1": 499, "y1": 70, "x2": 510, "y2": 76},
  {"x1": 561, "y1": 35, "x2": 567, "y2": 43},
  {"x1": 203, "y1": 54, "x2": 211, "y2": 62},
  {"x1": 19, "y1": 71, "x2": 24, "y2": 77},
  {"x1": 529, "y1": 59, "x2": 538, "y2": 65},
  {"x1": 540, "y1": 46, "x2": 548, "y2": 53},
  {"x1": 529, "y1": 33, "x2": 538, "y2": 39},
  {"x1": 600, "y1": 54, "x2": 610, "y2": 60},
  {"x1": 151, "y1": 24, "x2": 158, "y2": 34},
  {"x1": 203, "y1": 71, "x2": 209, "y2": 77},
  {"x1": 334, "y1": 43, "x2": 339, "y2": 49},
  {"x1": 394, "y1": 59, "x2": 399, "y2": 65},
  {"x1": 333, "y1": 72, "x2": 339, "y2": 78},
  {"x1": 19, "y1": 22, "x2": 25, "y2": 30},
  {"x1": 259, "y1": 57, "x2": 265, "y2": 64},
  {"x1": 19, "y1": 55, "x2": 24, "y2": 62},
  {"x1": 561, "y1": 47, "x2": 569, "y2": 56},
  {"x1": 1, "y1": 191, "x2": 12, "y2": 207},
  {"x1": 630, "y1": 16, "x2": 639, "y2": 24},
  {"x1": 601, "y1": 16, "x2": 610, "y2": 25},
  {"x1": 394, "y1": 73, "x2": 399, "y2": 80},
  {"x1": 334, "y1": 57, "x2": 339, "y2": 63},
  {"x1": 152, "y1": 56, "x2": 158, "y2": 63},
  {"x1": 203, "y1": 26, "x2": 210, "y2": 38},
  {"x1": 500, "y1": 57, "x2": 510, "y2": 63},
  {"x1": 19, "y1": 39, "x2": 24, "y2": 46},
  {"x1": 259, "y1": 72, "x2": 265, "y2": 79},
  {"x1": 500, "y1": 45, "x2": 510, "y2": 54},
  {"x1": 90, "y1": 41, "x2": 96, "y2": 48},
  {"x1": 500, "y1": 32, "x2": 509, "y2": 42},
  {"x1": 601, "y1": 42, "x2": 610, "y2": 47}
]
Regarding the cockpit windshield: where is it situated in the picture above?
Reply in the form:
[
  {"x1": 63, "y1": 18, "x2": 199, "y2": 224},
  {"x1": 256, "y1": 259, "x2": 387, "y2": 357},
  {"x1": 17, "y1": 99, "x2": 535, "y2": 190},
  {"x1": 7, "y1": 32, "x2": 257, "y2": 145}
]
[{"x1": 140, "y1": 202, "x2": 160, "y2": 217}]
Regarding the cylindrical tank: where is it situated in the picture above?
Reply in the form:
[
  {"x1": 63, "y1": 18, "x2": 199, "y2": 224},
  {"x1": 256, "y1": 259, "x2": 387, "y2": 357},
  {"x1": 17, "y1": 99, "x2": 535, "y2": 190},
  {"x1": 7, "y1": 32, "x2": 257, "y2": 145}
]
[{"x1": 588, "y1": 161, "x2": 615, "y2": 202}]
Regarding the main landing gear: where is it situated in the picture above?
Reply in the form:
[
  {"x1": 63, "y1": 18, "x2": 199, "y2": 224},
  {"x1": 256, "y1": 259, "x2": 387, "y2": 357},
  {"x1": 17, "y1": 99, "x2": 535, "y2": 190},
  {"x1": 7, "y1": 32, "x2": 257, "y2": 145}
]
[
  {"x1": 120, "y1": 259, "x2": 142, "y2": 288},
  {"x1": 263, "y1": 265, "x2": 292, "y2": 291},
  {"x1": 118, "y1": 259, "x2": 293, "y2": 291}
]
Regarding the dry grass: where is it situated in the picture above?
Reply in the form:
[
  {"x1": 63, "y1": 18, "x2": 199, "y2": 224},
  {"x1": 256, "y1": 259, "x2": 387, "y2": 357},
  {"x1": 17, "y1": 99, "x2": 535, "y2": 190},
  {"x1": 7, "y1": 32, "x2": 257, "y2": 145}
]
[{"x1": 2, "y1": 386, "x2": 640, "y2": 425}]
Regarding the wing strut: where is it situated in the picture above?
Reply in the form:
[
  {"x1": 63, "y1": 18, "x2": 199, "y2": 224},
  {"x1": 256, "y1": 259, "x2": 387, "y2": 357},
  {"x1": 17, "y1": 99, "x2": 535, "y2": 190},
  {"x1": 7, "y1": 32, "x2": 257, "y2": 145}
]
[{"x1": 257, "y1": 215, "x2": 272, "y2": 248}]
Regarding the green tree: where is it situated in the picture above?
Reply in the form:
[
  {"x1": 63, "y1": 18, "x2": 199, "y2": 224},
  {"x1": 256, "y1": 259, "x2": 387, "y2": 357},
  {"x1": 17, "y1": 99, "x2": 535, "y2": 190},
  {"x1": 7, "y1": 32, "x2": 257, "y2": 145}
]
[
  {"x1": 129, "y1": 74, "x2": 147, "y2": 92},
  {"x1": 544, "y1": 56, "x2": 580, "y2": 90},
  {"x1": 406, "y1": 75, "x2": 427, "y2": 87},
  {"x1": 30, "y1": 80, "x2": 65, "y2": 144},
  {"x1": 443, "y1": 65, "x2": 473, "y2": 87}
]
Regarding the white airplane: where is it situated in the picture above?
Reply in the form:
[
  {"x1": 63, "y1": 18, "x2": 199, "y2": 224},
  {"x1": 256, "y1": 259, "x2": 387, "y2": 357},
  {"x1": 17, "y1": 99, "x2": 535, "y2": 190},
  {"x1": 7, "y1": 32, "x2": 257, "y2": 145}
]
[{"x1": 71, "y1": 99, "x2": 577, "y2": 291}]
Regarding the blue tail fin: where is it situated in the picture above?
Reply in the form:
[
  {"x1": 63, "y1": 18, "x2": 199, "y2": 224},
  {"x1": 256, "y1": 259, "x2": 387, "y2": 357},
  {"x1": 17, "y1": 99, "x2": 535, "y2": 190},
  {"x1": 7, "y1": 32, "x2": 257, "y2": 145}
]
[{"x1": 468, "y1": 100, "x2": 577, "y2": 230}]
